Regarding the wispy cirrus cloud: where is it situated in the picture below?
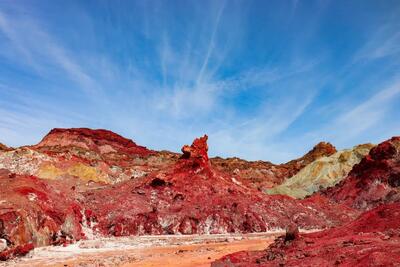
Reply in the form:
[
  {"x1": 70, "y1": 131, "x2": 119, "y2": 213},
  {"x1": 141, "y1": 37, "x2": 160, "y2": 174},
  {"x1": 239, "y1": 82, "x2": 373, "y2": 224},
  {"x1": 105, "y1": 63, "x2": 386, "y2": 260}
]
[
  {"x1": 337, "y1": 81, "x2": 400, "y2": 132},
  {"x1": 353, "y1": 26, "x2": 400, "y2": 62},
  {"x1": 0, "y1": 1, "x2": 399, "y2": 163},
  {"x1": 0, "y1": 9, "x2": 102, "y2": 97}
]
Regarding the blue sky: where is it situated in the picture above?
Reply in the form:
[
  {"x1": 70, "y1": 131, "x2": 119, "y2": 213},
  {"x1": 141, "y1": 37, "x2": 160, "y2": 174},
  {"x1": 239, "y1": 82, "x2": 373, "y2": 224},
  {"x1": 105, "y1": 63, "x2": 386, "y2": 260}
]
[{"x1": 0, "y1": 0, "x2": 400, "y2": 163}]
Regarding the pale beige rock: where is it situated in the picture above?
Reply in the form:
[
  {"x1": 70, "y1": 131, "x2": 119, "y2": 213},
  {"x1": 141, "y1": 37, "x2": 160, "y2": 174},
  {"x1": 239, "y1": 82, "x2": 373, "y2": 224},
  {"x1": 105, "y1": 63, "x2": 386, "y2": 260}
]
[
  {"x1": 266, "y1": 144, "x2": 374, "y2": 199},
  {"x1": 0, "y1": 238, "x2": 7, "y2": 252}
]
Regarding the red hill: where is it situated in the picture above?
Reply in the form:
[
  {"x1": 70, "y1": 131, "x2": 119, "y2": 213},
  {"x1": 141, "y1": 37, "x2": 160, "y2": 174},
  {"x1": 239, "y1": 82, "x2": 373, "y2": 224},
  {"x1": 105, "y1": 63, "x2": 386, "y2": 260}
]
[
  {"x1": 35, "y1": 128, "x2": 152, "y2": 156},
  {"x1": 83, "y1": 136, "x2": 354, "y2": 236},
  {"x1": 322, "y1": 136, "x2": 400, "y2": 210}
]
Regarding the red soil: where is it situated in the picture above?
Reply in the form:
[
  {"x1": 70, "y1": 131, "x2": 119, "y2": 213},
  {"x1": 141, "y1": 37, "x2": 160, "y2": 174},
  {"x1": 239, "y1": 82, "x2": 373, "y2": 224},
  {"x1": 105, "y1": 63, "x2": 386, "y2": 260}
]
[
  {"x1": 212, "y1": 203, "x2": 400, "y2": 267},
  {"x1": 83, "y1": 136, "x2": 353, "y2": 236},
  {"x1": 0, "y1": 131, "x2": 351, "y2": 261},
  {"x1": 2, "y1": 128, "x2": 399, "y2": 266},
  {"x1": 213, "y1": 136, "x2": 400, "y2": 266}
]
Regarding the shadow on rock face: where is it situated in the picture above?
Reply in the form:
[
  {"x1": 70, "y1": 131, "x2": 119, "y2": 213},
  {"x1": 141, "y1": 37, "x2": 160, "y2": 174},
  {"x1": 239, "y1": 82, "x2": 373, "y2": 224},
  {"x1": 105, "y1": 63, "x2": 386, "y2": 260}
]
[
  {"x1": 149, "y1": 178, "x2": 171, "y2": 187},
  {"x1": 284, "y1": 224, "x2": 299, "y2": 244}
]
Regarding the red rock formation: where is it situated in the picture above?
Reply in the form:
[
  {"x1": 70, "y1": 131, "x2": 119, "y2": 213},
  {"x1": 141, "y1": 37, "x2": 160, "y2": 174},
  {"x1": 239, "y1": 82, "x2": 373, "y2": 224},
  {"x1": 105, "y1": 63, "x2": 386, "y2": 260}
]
[
  {"x1": 0, "y1": 243, "x2": 34, "y2": 261},
  {"x1": 0, "y1": 143, "x2": 11, "y2": 151},
  {"x1": 35, "y1": 128, "x2": 152, "y2": 156},
  {"x1": 213, "y1": 137, "x2": 400, "y2": 267},
  {"x1": 212, "y1": 203, "x2": 400, "y2": 267},
  {"x1": 283, "y1": 141, "x2": 337, "y2": 178},
  {"x1": 3, "y1": 128, "x2": 397, "y2": 264},
  {"x1": 0, "y1": 128, "x2": 173, "y2": 184},
  {"x1": 180, "y1": 135, "x2": 209, "y2": 168},
  {"x1": 0, "y1": 169, "x2": 85, "y2": 258},
  {"x1": 211, "y1": 141, "x2": 337, "y2": 190},
  {"x1": 83, "y1": 136, "x2": 354, "y2": 237},
  {"x1": 322, "y1": 136, "x2": 400, "y2": 210}
]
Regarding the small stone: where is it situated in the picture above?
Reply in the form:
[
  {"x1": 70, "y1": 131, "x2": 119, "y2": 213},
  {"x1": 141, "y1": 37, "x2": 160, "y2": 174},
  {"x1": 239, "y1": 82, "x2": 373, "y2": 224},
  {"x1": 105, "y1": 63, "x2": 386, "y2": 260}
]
[{"x1": 0, "y1": 238, "x2": 7, "y2": 252}]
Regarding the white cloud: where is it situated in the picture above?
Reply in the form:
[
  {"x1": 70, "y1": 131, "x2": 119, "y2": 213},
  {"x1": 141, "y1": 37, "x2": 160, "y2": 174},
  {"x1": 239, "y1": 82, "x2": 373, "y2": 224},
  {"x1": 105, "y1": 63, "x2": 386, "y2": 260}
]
[
  {"x1": 304, "y1": 79, "x2": 400, "y2": 148},
  {"x1": 2, "y1": 1, "x2": 398, "y2": 165},
  {"x1": 354, "y1": 25, "x2": 400, "y2": 62},
  {"x1": 0, "y1": 10, "x2": 101, "y2": 97}
]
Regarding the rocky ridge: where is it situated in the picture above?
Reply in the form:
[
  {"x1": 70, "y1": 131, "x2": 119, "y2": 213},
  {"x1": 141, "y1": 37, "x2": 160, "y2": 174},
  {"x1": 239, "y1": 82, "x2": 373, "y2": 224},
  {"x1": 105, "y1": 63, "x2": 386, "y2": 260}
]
[
  {"x1": 1, "y1": 128, "x2": 399, "y2": 264},
  {"x1": 213, "y1": 136, "x2": 400, "y2": 266},
  {"x1": 323, "y1": 136, "x2": 400, "y2": 210},
  {"x1": 0, "y1": 143, "x2": 11, "y2": 151},
  {"x1": 0, "y1": 128, "x2": 177, "y2": 185},
  {"x1": 211, "y1": 142, "x2": 337, "y2": 190},
  {"x1": 212, "y1": 203, "x2": 400, "y2": 267},
  {"x1": 82, "y1": 136, "x2": 354, "y2": 237},
  {"x1": 267, "y1": 144, "x2": 374, "y2": 198},
  {"x1": 0, "y1": 130, "x2": 356, "y2": 260}
]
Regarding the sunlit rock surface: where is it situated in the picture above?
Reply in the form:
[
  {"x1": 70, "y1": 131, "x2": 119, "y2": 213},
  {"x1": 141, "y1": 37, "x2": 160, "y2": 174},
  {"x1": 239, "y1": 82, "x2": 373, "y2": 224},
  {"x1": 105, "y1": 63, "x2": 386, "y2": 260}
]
[
  {"x1": 0, "y1": 129, "x2": 355, "y2": 261},
  {"x1": 267, "y1": 144, "x2": 374, "y2": 198},
  {"x1": 323, "y1": 136, "x2": 400, "y2": 210},
  {"x1": 1, "y1": 128, "x2": 399, "y2": 265},
  {"x1": 83, "y1": 136, "x2": 353, "y2": 237},
  {"x1": 212, "y1": 203, "x2": 400, "y2": 267},
  {"x1": 211, "y1": 142, "x2": 337, "y2": 190},
  {"x1": 213, "y1": 136, "x2": 400, "y2": 267},
  {"x1": 0, "y1": 143, "x2": 11, "y2": 151},
  {"x1": 0, "y1": 169, "x2": 84, "y2": 260},
  {"x1": 0, "y1": 128, "x2": 178, "y2": 185}
]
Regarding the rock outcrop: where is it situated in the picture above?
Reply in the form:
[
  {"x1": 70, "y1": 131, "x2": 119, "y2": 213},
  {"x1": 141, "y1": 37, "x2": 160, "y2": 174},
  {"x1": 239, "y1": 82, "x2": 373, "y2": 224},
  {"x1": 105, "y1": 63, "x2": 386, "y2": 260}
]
[
  {"x1": 180, "y1": 135, "x2": 209, "y2": 168},
  {"x1": 2, "y1": 128, "x2": 399, "y2": 264},
  {"x1": 323, "y1": 137, "x2": 400, "y2": 210},
  {"x1": 82, "y1": 136, "x2": 354, "y2": 237},
  {"x1": 282, "y1": 141, "x2": 337, "y2": 178},
  {"x1": 0, "y1": 128, "x2": 177, "y2": 185},
  {"x1": 213, "y1": 137, "x2": 400, "y2": 267},
  {"x1": 35, "y1": 128, "x2": 152, "y2": 156},
  {"x1": 212, "y1": 203, "x2": 400, "y2": 267},
  {"x1": 0, "y1": 169, "x2": 85, "y2": 260},
  {"x1": 0, "y1": 143, "x2": 11, "y2": 151},
  {"x1": 211, "y1": 142, "x2": 337, "y2": 190},
  {"x1": 267, "y1": 144, "x2": 374, "y2": 198}
]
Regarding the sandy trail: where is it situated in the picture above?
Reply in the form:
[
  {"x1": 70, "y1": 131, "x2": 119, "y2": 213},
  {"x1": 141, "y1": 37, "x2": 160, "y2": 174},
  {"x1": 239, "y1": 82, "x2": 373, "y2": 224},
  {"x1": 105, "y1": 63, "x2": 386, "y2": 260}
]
[{"x1": 1, "y1": 233, "x2": 281, "y2": 267}]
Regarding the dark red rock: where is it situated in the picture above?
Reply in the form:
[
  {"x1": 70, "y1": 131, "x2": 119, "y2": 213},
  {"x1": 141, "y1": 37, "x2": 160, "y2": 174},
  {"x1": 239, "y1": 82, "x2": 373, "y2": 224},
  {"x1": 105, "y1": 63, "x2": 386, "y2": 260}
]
[
  {"x1": 322, "y1": 136, "x2": 400, "y2": 210},
  {"x1": 211, "y1": 141, "x2": 337, "y2": 190},
  {"x1": 35, "y1": 128, "x2": 152, "y2": 156},
  {"x1": 213, "y1": 137, "x2": 400, "y2": 267},
  {"x1": 0, "y1": 243, "x2": 34, "y2": 261},
  {"x1": 0, "y1": 143, "x2": 12, "y2": 151},
  {"x1": 180, "y1": 135, "x2": 209, "y2": 168},
  {"x1": 212, "y1": 203, "x2": 400, "y2": 267},
  {"x1": 284, "y1": 223, "x2": 299, "y2": 243},
  {"x1": 83, "y1": 136, "x2": 354, "y2": 237},
  {"x1": 0, "y1": 172, "x2": 85, "y2": 259}
]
